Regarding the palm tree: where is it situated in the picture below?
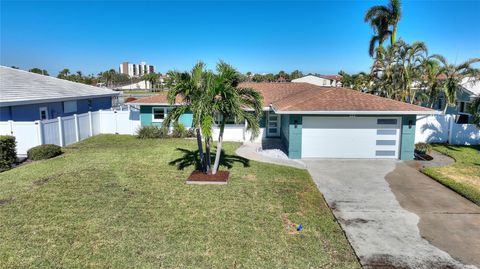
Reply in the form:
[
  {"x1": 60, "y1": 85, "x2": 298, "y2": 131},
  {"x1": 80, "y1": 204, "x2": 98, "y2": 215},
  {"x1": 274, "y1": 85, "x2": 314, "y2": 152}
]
[
  {"x1": 365, "y1": 0, "x2": 402, "y2": 47},
  {"x1": 57, "y1": 68, "x2": 70, "y2": 79},
  {"x1": 366, "y1": 16, "x2": 391, "y2": 57},
  {"x1": 163, "y1": 62, "x2": 214, "y2": 173},
  {"x1": 395, "y1": 40, "x2": 428, "y2": 103},
  {"x1": 210, "y1": 61, "x2": 263, "y2": 175},
  {"x1": 419, "y1": 57, "x2": 442, "y2": 107},
  {"x1": 469, "y1": 96, "x2": 480, "y2": 127},
  {"x1": 142, "y1": 73, "x2": 159, "y2": 91},
  {"x1": 431, "y1": 55, "x2": 480, "y2": 113}
]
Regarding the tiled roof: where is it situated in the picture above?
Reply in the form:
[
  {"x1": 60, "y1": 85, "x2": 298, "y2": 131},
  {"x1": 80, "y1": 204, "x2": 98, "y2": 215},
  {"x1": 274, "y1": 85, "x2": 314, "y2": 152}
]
[
  {"x1": 0, "y1": 66, "x2": 118, "y2": 106},
  {"x1": 318, "y1": 75, "x2": 342, "y2": 81},
  {"x1": 130, "y1": 82, "x2": 435, "y2": 114},
  {"x1": 128, "y1": 92, "x2": 184, "y2": 105}
]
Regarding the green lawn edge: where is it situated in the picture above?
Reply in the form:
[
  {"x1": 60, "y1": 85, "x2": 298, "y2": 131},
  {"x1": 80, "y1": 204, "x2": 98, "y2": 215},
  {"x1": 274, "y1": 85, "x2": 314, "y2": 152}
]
[{"x1": 422, "y1": 147, "x2": 480, "y2": 206}]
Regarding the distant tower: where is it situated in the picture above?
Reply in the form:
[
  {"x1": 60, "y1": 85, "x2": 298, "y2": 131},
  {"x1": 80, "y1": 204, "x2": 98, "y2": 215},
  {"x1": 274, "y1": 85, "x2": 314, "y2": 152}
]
[{"x1": 119, "y1": 61, "x2": 155, "y2": 77}]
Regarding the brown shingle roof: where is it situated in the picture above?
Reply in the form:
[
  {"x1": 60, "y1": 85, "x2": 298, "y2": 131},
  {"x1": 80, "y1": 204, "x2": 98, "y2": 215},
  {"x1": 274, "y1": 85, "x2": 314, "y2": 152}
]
[
  {"x1": 240, "y1": 82, "x2": 433, "y2": 113},
  {"x1": 129, "y1": 82, "x2": 435, "y2": 114}
]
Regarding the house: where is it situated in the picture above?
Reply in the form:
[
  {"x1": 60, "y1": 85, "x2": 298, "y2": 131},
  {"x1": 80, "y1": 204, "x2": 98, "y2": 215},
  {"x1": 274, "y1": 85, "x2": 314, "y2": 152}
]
[
  {"x1": 128, "y1": 82, "x2": 437, "y2": 160},
  {"x1": 292, "y1": 75, "x2": 342, "y2": 87},
  {"x1": 0, "y1": 66, "x2": 119, "y2": 121}
]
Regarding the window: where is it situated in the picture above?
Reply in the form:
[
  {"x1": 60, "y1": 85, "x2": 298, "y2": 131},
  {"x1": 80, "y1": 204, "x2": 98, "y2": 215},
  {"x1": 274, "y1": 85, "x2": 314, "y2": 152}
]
[
  {"x1": 63, "y1": 100, "x2": 77, "y2": 113},
  {"x1": 215, "y1": 114, "x2": 236, "y2": 125},
  {"x1": 375, "y1": 150, "x2": 396, "y2": 156},
  {"x1": 39, "y1": 107, "x2": 48, "y2": 120},
  {"x1": 377, "y1": 129, "x2": 397, "y2": 135},
  {"x1": 377, "y1": 119, "x2": 397, "y2": 125},
  {"x1": 376, "y1": 140, "x2": 396, "y2": 146},
  {"x1": 152, "y1": 107, "x2": 166, "y2": 122}
]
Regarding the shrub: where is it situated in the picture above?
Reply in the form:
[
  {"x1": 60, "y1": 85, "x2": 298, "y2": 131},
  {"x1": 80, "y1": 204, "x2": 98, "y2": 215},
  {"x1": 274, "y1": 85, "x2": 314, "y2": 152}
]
[
  {"x1": 27, "y1": 144, "x2": 62, "y2": 161},
  {"x1": 415, "y1": 142, "x2": 432, "y2": 155},
  {"x1": 0, "y1": 135, "x2": 17, "y2": 172},
  {"x1": 171, "y1": 122, "x2": 188, "y2": 138},
  {"x1": 137, "y1": 125, "x2": 166, "y2": 139}
]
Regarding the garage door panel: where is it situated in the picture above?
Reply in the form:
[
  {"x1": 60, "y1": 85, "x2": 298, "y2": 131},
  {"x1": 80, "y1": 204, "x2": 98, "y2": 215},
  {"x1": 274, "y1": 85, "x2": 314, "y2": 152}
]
[{"x1": 301, "y1": 117, "x2": 400, "y2": 159}]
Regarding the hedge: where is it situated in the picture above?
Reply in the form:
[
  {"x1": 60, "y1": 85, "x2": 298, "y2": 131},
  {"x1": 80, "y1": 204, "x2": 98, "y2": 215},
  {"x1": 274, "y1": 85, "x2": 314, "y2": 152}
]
[
  {"x1": 27, "y1": 144, "x2": 62, "y2": 161},
  {"x1": 0, "y1": 135, "x2": 17, "y2": 172}
]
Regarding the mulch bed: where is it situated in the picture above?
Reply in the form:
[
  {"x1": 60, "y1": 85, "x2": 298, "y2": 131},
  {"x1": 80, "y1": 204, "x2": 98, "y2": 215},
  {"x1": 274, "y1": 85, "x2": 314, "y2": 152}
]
[{"x1": 187, "y1": 170, "x2": 229, "y2": 183}]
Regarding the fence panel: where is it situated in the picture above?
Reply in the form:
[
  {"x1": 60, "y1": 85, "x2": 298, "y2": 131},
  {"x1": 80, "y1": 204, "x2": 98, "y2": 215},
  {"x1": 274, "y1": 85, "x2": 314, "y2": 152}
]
[
  {"x1": 62, "y1": 116, "x2": 77, "y2": 145},
  {"x1": 11, "y1": 122, "x2": 39, "y2": 155},
  {"x1": 0, "y1": 121, "x2": 11, "y2": 135},
  {"x1": 451, "y1": 123, "x2": 480, "y2": 145},
  {"x1": 92, "y1": 111, "x2": 102, "y2": 135},
  {"x1": 78, "y1": 114, "x2": 91, "y2": 140},
  {"x1": 42, "y1": 119, "x2": 60, "y2": 145},
  {"x1": 415, "y1": 115, "x2": 450, "y2": 143},
  {"x1": 100, "y1": 111, "x2": 116, "y2": 133}
]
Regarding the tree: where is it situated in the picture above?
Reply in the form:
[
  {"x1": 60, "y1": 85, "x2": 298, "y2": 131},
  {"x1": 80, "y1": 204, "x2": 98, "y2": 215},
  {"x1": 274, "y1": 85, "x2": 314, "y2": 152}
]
[
  {"x1": 365, "y1": 15, "x2": 391, "y2": 57},
  {"x1": 365, "y1": 0, "x2": 402, "y2": 49},
  {"x1": 57, "y1": 68, "x2": 70, "y2": 79},
  {"x1": 469, "y1": 96, "x2": 480, "y2": 127},
  {"x1": 211, "y1": 61, "x2": 263, "y2": 174},
  {"x1": 432, "y1": 55, "x2": 480, "y2": 113},
  {"x1": 142, "y1": 73, "x2": 159, "y2": 91},
  {"x1": 290, "y1": 70, "x2": 303, "y2": 80},
  {"x1": 419, "y1": 58, "x2": 442, "y2": 107},
  {"x1": 163, "y1": 62, "x2": 214, "y2": 173},
  {"x1": 29, "y1": 68, "x2": 49, "y2": 76}
]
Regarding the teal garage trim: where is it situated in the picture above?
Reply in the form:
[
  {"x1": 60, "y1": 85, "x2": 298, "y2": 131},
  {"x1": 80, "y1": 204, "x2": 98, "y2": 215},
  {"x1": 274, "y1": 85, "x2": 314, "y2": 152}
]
[
  {"x1": 399, "y1": 115, "x2": 416, "y2": 160},
  {"x1": 287, "y1": 115, "x2": 302, "y2": 159}
]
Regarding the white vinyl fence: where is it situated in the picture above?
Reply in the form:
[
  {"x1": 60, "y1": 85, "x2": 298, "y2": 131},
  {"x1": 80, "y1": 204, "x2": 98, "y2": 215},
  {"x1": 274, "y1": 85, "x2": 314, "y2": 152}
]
[
  {"x1": 415, "y1": 114, "x2": 480, "y2": 145},
  {"x1": 1, "y1": 110, "x2": 478, "y2": 157},
  {"x1": 0, "y1": 110, "x2": 140, "y2": 156}
]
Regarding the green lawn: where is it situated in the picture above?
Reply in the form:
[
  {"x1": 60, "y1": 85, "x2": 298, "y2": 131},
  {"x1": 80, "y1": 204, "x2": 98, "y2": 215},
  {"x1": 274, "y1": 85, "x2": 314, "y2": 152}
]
[
  {"x1": 0, "y1": 135, "x2": 359, "y2": 268},
  {"x1": 423, "y1": 144, "x2": 480, "y2": 205}
]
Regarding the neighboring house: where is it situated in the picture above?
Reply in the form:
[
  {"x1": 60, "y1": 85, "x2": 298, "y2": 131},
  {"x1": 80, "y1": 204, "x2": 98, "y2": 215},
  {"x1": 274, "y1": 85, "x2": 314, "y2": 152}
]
[
  {"x1": 115, "y1": 80, "x2": 153, "y2": 90},
  {"x1": 0, "y1": 66, "x2": 119, "y2": 121},
  {"x1": 292, "y1": 75, "x2": 342, "y2": 87},
  {"x1": 128, "y1": 82, "x2": 436, "y2": 160},
  {"x1": 119, "y1": 61, "x2": 155, "y2": 77}
]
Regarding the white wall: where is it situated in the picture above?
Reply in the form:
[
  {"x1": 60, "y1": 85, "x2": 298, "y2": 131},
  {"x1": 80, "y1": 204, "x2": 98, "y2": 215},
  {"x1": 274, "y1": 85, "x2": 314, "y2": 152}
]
[
  {"x1": 415, "y1": 114, "x2": 480, "y2": 145},
  {"x1": 0, "y1": 110, "x2": 141, "y2": 156}
]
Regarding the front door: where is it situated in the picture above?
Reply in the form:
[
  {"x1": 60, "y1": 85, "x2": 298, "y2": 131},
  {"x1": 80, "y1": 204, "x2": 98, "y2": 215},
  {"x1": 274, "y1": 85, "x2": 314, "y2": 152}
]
[
  {"x1": 267, "y1": 111, "x2": 281, "y2": 137},
  {"x1": 39, "y1": 107, "x2": 48, "y2": 120}
]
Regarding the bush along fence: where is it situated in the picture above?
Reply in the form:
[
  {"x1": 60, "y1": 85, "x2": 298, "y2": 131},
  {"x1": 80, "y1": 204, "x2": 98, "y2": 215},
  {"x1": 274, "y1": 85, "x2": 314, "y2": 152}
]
[{"x1": 0, "y1": 110, "x2": 141, "y2": 156}]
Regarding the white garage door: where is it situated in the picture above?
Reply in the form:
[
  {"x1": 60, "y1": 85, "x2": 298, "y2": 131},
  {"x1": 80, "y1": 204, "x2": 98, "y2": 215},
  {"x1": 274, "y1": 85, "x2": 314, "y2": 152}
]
[{"x1": 302, "y1": 117, "x2": 401, "y2": 159}]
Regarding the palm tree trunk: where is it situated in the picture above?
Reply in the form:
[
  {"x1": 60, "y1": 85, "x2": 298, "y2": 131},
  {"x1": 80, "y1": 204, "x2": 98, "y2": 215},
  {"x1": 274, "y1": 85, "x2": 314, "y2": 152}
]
[
  {"x1": 204, "y1": 136, "x2": 211, "y2": 173},
  {"x1": 212, "y1": 121, "x2": 225, "y2": 175},
  {"x1": 391, "y1": 26, "x2": 397, "y2": 45},
  {"x1": 195, "y1": 127, "x2": 205, "y2": 172}
]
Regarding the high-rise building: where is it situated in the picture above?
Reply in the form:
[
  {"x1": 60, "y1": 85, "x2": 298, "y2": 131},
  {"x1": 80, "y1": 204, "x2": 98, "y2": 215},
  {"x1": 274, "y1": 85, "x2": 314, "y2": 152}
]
[{"x1": 119, "y1": 61, "x2": 155, "y2": 77}]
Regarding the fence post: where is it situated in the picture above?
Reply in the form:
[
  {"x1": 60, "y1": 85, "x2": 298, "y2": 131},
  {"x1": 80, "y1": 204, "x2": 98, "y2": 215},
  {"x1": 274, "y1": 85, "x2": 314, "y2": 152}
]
[
  {"x1": 114, "y1": 110, "x2": 118, "y2": 134},
  {"x1": 8, "y1": 120, "x2": 13, "y2": 135},
  {"x1": 35, "y1": 120, "x2": 44, "y2": 145},
  {"x1": 88, "y1": 111, "x2": 93, "y2": 137},
  {"x1": 58, "y1": 116, "x2": 64, "y2": 147},
  {"x1": 447, "y1": 115, "x2": 454, "y2": 144},
  {"x1": 74, "y1": 114, "x2": 80, "y2": 142}
]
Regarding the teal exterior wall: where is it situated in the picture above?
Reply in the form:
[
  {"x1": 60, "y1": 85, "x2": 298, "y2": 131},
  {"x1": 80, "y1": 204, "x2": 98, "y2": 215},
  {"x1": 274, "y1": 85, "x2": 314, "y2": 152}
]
[
  {"x1": 287, "y1": 115, "x2": 302, "y2": 159},
  {"x1": 139, "y1": 105, "x2": 193, "y2": 127},
  {"x1": 399, "y1": 115, "x2": 416, "y2": 160},
  {"x1": 280, "y1": 114, "x2": 290, "y2": 150}
]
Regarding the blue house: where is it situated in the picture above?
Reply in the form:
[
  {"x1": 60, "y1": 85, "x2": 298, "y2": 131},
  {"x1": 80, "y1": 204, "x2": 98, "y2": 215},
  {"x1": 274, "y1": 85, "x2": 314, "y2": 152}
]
[
  {"x1": 0, "y1": 66, "x2": 119, "y2": 121},
  {"x1": 129, "y1": 82, "x2": 438, "y2": 160}
]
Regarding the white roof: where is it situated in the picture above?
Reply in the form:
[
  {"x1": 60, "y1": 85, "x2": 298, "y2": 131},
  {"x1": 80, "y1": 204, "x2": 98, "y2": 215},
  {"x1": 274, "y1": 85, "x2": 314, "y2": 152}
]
[
  {"x1": 291, "y1": 75, "x2": 328, "y2": 86},
  {"x1": 461, "y1": 77, "x2": 480, "y2": 97},
  {"x1": 0, "y1": 66, "x2": 119, "y2": 106}
]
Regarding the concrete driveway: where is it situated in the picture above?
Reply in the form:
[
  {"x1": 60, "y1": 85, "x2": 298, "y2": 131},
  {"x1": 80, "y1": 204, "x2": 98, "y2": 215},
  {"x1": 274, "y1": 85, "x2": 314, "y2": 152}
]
[{"x1": 303, "y1": 159, "x2": 479, "y2": 269}]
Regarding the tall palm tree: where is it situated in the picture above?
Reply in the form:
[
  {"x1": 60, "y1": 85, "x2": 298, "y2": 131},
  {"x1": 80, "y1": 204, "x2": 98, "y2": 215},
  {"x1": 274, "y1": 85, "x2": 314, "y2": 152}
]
[
  {"x1": 395, "y1": 40, "x2": 427, "y2": 103},
  {"x1": 163, "y1": 62, "x2": 214, "y2": 173},
  {"x1": 210, "y1": 61, "x2": 263, "y2": 175},
  {"x1": 420, "y1": 57, "x2": 442, "y2": 108},
  {"x1": 431, "y1": 55, "x2": 480, "y2": 113},
  {"x1": 366, "y1": 16, "x2": 391, "y2": 57},
  {"x1": 365, "y1": 0, "x2": 402, "y2": 47}
]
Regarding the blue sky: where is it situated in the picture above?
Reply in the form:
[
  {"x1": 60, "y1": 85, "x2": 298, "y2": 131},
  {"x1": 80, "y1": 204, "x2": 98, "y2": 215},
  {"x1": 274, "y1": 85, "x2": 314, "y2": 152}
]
[{"x1": 1, "y1": 1, "x2": 479, "y2": 76}]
